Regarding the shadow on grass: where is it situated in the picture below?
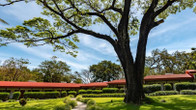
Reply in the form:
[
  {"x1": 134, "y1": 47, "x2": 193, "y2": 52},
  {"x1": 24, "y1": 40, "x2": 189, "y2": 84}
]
[{"x1": 97, "y1": 96, "x2": 196, "y2": 110}]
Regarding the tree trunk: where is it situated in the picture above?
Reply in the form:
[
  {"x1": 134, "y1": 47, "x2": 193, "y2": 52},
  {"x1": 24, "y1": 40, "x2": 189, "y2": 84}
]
[{"x1": 114, "y1": 41, "x2": 145, "y2": 104}]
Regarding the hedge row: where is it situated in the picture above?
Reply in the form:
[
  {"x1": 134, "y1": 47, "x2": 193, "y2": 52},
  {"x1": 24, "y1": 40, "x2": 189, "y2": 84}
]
[
  {"x1": 0, "y1": 92, "x2": 10, "y2": 101},
  {"x1": 78, "y1": 89, "x2": 102, "y2": 94},
  {"x1": 174, "y1": 82, "x2": 196, "y2": 91},
  {"x1": 102, "y1": 88, "x2": 118, "y2": 93},
  {"x1": 143, "y1": 84, "x2": 161, "y2": 93},
  {"x1": 149, "y1": 91, "x2": 178, "y2": 96},
  {"x1": 164, "y1": 84, "x2": 172, "y2": 90},
  {"x1": 180, "y1": 90, "x2": 196, "y2": 95},
  {"x1": 82, "y1": 93, "x2": 125, "y2": 97},
  {"x1": 68, "y1": 91, "x2": 77, "y2": 96},
  {"x1": 23, "y1": 91, "x2": 60, "y2": 99}
]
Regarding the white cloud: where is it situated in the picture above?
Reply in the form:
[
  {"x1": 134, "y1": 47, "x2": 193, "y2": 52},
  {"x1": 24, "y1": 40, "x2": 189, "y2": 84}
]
[{"x1": 79, "y1": 35, "x2": 116, "y2": 56}]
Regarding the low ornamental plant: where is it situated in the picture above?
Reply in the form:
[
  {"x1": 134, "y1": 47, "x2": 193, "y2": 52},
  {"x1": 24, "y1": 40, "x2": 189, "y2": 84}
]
[
  {"x1": 149, "y1": 91, "x2": 178, "y2": 96},
  {"x1": 68, "y1": 91, "x2": 77, "y2": 96},
  {"x1": 12, "y1": 92, "x2": 21, "y2": 100},
  {"x1": 61, "y1": 91, "x2": 67, "y2": 97},
  {"x1": 19, "y1": 98, "x2": 27, "y2": 106},
  {"x1": 143, "y1": 84, "x2": 161, "y2": 93},
  {"x1": 175, "y1": 82, "x2": 196, "y2": 91},
  {"x1": 164, "y1": 84, "x2": 172, "y2": 90},
  {"x1": 180, "y1": 90, "x2": 196, "y2": 95},
  {"x1": 82, "y1": 93, "x2": 125, "y2": 97},
  {"x1": 78, "y1": 89, "x2": 87, "y2": 94},
  {"x1": 67, "y1": 100, "x2": 77, "y2": 108},
  {"x1": 102, "y1": 88, "x2": 118, "y2": 93}
]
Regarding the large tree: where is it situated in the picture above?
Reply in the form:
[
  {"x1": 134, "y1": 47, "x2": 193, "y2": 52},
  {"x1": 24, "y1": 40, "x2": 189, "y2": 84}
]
[
  {"x1": 89, "y1": 60, "x2": 123, "y2": 82},
  {"x1": 0, "y1": 0, "x2": 196, "y2": 104},
  {"x1": 35, "y1": 58, "x2": 71, "y2": 82}
]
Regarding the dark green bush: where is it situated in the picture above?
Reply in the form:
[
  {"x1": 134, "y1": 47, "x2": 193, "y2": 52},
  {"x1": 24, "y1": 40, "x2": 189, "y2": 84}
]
[
  {"x1": 180, "y1": 90, "x2": 196, "y2": 95},
  {"x1": 67, "y1": 100, "x2": 77, "y2": 108},
  {"x1": 13, "y1": 92, "x2": 21, "y2": 100},
  {"x1": 61, "y1": 91, "x2": 67, "y2": 97},
  {"x1": 0, "y1": 92, "x2": 10, "y2": 101},
  {"x1": 102, "y1": 88, "x2": 118, "y2": 93},
  {"x1": 53, "y1": 104, "x2": 67, "y2": 110},
  {"x1": 19, "y1": 98, "x2": 27, "y2": 106},
  {"x1": 143, "y1": 84, "x2": 161, "y2": 93},
  {"x1": 82, "y1": 93, "x2": 125, "y2": 97},
  {"x1": 149, "y1": 91, "x2": 178, "y2": 96},
  {"x1": 92, "y1": 90, "x2": 102, "y2": 94},
  {"x1": 119, "y1": 88, "x2": 125, "y2": 93},
  {"x1": 174, "y1": 82, "x2": 196, "y2": 91},
  {"x1": 164, "y1": 84, "x2": 172, "y2": 90},
  {"x1": 65, "y1": 104, "x2": 72, "y2": 110},
  {"x1": 78, "y1": 89, "x2": 87, "y2": 94},
  {"x1": 68, "y1": 91, "x2": 77, "y2": 96},
  {"x1": 23, "y1": 91, "x2": 60, "y2": 99},
  {"x1": 86, "y1": 105, "x2": 103, "y2": 110}
]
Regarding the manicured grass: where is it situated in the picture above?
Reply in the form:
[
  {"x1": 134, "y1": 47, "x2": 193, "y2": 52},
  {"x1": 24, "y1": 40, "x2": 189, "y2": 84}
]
[
  {"x1": 0, "y1": 98, "x2": 65, "y2": 110},
  {"x1": 89, "y1": 95, "x2": 196, "y2": 110}
]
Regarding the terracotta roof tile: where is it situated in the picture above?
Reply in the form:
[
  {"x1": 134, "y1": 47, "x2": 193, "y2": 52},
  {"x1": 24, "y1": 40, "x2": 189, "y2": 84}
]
[
  {"x1": 80, "y1": 82, "x2": 108, "y2": 87},
  {"x1": 0, "y1": 81, "x2": 81, "y2": 88},
  {"x1": 144, "y1": 74, "x2": 193, "y2": 81}
]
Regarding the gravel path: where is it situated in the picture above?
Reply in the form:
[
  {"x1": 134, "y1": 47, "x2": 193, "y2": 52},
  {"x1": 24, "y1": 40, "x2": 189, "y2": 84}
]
[{"x1": 71, "y1": 98, "x2": 87, "y2": 110}]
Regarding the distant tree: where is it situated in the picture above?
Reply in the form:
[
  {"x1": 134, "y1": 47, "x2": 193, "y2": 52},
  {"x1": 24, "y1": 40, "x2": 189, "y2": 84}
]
[
  {"x1": 75, "y1": 69, "x2": 94, "y2": 83},
  {"x1": 90, "y1": 60, "x2": 123, "y2": 82},
  {"x1": 145, "y1": 49, "x2": 196, "y2": 75},
  {"x1": 36, "y1": 58, "x2": 71, "y2": 82},
  {"x1": 0, "y1": 57, "x2": 34, "y2": 81}
]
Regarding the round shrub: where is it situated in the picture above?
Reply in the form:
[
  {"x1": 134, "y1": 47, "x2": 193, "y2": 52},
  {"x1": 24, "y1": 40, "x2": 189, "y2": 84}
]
[
  {"x1": 12, "y1": 92, "x2": 21, "y2": 100},
  {"x1": 68, "y1": 94, "x2": 74, "y2": 98},
  {"x1": 0, "y1": 92, "x2": 10, "y2": 101},
  {"x1": 82, "y1": 98, "x2": 90, "y2": 104},
  {"x1": 76, "y1": 95, "x2": 83, "y2": 101},
  {"x1": 143, "y1": 84, "x2": 161, "y2": 93},
  {"x1": 67, "y1": 100, "x2": 77, "y2": 108},
  {"x1": 61, "y1": 91, "x2": 67, "y2": 97},
  {"x1": 19, "y1": 98, "x2": 27, "y2": 106},
  {"x1": 102, "y1": 88, "x2": 118, "y2": 93},
  {"x1": 64, "y1": 97, "x2": 71, "y2": 103},
  {"x1": 87, "y1": 99, "x2": 96, "y2": 106},
  {"x1": 78, "y1": 89, "x2": 87, "y2": 94},
  {"x1": 68, "y1": 91, "x2": 77, "y2": 96},
  {"x1": 164, "y1": 84, "x2": 172, "y2": 90}
]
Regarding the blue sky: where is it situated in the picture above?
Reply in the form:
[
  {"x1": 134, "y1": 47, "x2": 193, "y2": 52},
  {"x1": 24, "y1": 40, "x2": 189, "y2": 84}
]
[{"x1": 0, "y1": 1, "x2": 196, "y2": 73}]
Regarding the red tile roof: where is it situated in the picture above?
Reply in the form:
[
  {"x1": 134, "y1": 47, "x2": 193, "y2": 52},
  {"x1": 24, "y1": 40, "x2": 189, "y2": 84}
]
[
  {"x1": 80, "y1": 82, "x2": 108, "y2": 88},
  {"x1": 107, "y1": 79, "x2": 126, "y2": 85},
  {"x1": 144, "y1": 74, "x2": 193, "y2": 81},
  {"x1": 0, "y1": 81, "x2": 80, "y2": 88}
]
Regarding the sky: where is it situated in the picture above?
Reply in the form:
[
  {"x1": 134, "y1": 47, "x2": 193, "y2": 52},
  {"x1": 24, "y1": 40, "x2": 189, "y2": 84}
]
[{"x1": 0, "y1": 1, "x2": 196, "y2": 73}]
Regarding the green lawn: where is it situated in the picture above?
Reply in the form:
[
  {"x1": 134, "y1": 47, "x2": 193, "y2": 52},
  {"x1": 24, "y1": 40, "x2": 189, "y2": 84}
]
[
  {"x1": 89, "y1": 95, "x2": 196, "y2": 110},
  {"x1": 0, "y1": 98, "x2": 65, "y2": 110}
]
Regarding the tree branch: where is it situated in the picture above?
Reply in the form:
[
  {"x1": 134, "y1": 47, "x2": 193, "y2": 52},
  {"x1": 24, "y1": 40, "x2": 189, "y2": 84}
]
[
  {"x1": 0, "y1": 0, "x2": 26, "y2": 6},
  {"x1": 154, "y1": 0, "x2": 177, "y2": 17}
]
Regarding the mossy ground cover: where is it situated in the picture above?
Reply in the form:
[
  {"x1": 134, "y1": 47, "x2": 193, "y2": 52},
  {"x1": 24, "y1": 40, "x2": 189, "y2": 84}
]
[
  {"x1": 88, "y1": 95, "x2": 196, "y2": 110},
  {"x1": 0, "y1": 98, "x2": 64, "y2": 110}
]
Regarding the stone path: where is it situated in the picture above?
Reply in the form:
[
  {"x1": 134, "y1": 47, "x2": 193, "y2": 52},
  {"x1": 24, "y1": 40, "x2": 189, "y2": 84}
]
[
  {"x1": 71, "y1": 98, "x2": 87, "y2": 110},
  {"x1": 72, "y1": 101, "x2": 87, "y2": 110}
]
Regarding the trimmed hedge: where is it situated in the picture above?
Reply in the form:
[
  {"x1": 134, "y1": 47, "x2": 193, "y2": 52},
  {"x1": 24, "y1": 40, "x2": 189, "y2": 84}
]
[
  {"x1": 68, "y1": 91, "x2": 77, "y2": 96},
  {"x1": 61, "y1": 91, "x2": 67, "y2": 97},
  {"x1": 180, "y1": 90, "x2": 196, "y2": 95},
  {"x1": 102, "y1": 88, "x2": 118, "y2": 93},
  {"x1": 0, "y1": 92, "x2": 10, "y2": 101},
  {"x1": 82, "y1": 93, "x2": 125, "y2": 97},
  {"x1": 23, "y1": 91, "x2": 60, "y2": 99},
  {"x1": 164, "y1": 84, "x2": 172, "y2": 90},
  {"x1": 143, "y1": 84, "x2": 161, "y2": 93},
  {"x1": 12, "y1": 92, "x2": 21, "y2": 100},
  {"x1": 78, "y1": 89, "x2": 87, "y2": 94},
  {"x1": 149, "y1": 91, "x2": 178, "y2": 96},
  {"x1": 175, "y1": 82, "x2": 196, "y2": 91},
  {"x1": 92, "y1": 90, "x2": 102, "y2": 94},
  {"x1": 86, "y1": 89, "x2": 92, "y2": 94}
]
